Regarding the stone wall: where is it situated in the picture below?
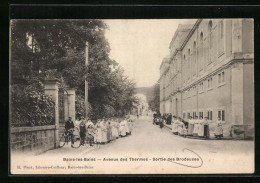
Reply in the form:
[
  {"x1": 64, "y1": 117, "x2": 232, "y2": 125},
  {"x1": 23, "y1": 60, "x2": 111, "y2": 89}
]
[{"x1": 10, "y1": 125, "x2": 56, "y2": 155}]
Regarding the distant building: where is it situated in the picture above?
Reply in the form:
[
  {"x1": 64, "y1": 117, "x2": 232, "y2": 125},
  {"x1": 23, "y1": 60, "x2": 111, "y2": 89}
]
[
  {"x1": 159, "y1": 19, "x2": 254, "y2": 137},
  {"x1": 135, "y1": 93, "x2": 149, "y2": 115}
]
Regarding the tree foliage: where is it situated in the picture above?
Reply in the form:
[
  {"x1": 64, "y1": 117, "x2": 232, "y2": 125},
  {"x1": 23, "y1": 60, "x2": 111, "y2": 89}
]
[
  {"x1": 11, "y1": 84, "x2": 55, "y2": 127},
  {"x1": 10, "y1": 19, "x2": 138, "y2": 122},
  {"x1": 148, "y1": 82, "x2": 160, "y2": 112}
]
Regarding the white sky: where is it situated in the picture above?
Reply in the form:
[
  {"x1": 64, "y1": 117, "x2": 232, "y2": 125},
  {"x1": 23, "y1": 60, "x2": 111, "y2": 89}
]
[{"x1": 104, "y1": 19, "x2": 197, "y2": 87}]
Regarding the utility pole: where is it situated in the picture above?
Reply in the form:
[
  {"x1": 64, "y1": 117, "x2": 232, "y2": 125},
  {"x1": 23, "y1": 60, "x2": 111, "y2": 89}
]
[{"x1": 85, "y1": 41, "x2": 89, "y2": 118}]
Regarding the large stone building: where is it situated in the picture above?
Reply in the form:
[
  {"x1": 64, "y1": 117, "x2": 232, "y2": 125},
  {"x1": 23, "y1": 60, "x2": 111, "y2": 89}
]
[{"x1": 159, "y1": 19, "x2": 254, "y2": 137}]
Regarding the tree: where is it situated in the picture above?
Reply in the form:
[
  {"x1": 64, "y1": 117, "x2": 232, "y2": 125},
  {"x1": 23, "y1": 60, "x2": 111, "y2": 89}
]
[
  {"x1": 148, "y1": 82, "x2": 160, "y2": 112},
  {"x1": 10, "y1": 19, "x2": 138, "y2": 121}
]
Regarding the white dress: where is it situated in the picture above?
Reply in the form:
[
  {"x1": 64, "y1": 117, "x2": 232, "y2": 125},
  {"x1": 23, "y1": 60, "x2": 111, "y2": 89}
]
[
  {"x1": 119, "y1": 122, "x2": 126, "y2": 136},
  {"x1": 95, "y1": 123, "x2": 102, "y2": 143}
]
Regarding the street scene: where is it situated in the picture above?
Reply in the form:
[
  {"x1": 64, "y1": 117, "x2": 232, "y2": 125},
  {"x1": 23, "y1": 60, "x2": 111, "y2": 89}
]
[
  {"x1": 10, "y1": 19, "x2": 254, "y2": 174},
  {"x1": 40, "y1": 115, "x2": 253, "y2": 156}
]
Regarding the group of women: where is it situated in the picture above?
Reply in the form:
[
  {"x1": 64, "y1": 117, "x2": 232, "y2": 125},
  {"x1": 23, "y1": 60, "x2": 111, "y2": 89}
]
[{"x1": 75, "y1": 117, "x2": 134, "y2": 146}]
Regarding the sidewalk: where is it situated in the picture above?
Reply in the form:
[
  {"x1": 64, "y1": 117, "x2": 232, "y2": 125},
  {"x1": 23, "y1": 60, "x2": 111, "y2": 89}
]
[{"x1": 163, "y1": 122, "x2": 234, "y2": 140}]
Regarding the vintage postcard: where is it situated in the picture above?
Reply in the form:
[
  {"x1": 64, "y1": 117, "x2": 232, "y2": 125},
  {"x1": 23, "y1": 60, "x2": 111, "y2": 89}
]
[{"x1": 10, "y1": 18, "x2": 254, "y2": 174}]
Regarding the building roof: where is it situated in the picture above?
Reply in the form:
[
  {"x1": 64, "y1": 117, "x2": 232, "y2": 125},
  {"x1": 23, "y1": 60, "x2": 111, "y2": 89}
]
[
  {"x1": 169, "y1": 24, "x2": 194, "y2": 49},
  {"x1": 159, "y1": 56, "x2": 170, "y2": 69}
]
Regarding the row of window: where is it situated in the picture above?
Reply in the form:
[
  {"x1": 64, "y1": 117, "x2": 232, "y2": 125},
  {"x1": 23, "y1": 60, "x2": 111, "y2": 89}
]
[
  {"x1": 162, "y1": 70, "x2": 226, "y2": 101},
  {"x1": 182, "y1": 20, "x2": 225, "y2": 84},
  {"x1": 162, "y1": 20, "x2": 226, "y2": 94},
  {"x1": 183, "y1": 70, "x2": 226, "y2": 98},
  {"x1": 183, "y1": 109, "x2": 225, "y2": 122}
]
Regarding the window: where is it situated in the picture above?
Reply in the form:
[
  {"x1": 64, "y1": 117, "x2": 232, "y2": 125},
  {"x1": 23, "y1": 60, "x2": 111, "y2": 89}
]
[
  {"x1": 198, "y1": 32, "x2": 204, "y2": 72},
  {"x1": 188, "y1": 49, "x2": 191, "y2": 80},
  {"x1": 199, "y1": 111, "x2": 203, "y2": 119},
  {"x1": 207, "y1": 110, "x2": 213, "y2": 120},
  {"x1": 193, "y1": 112, "x2": 197, "y2": 118},
  {"x1": 218, "y1": 109, "x2": 225, "y2": 122},
  {"x1": 193, "y1": 41, "x2": 197, "y2": 76},
  {"x1": 183, "y1": 113, "x2": 186, "y2": 119},
  {"x1": 187, "y1": 113, "x2": 191, "y2": 119},
  {"x1": 218, "y1": 73, "x2": 221, "y2": 84},
  {"x1": 208, "y1": 20, "x2": 213, "y2": 65},
  {"x1": 183, "y1": 54, "x2": 186, "y2": 82},
  {"x1": 198, "y1": 82, "x2": 204, "y2": 93},
  {"x1": 218, "y1": 111, "x2": 221, "y2": 119},
  {"x1": 208, "y1": 77, "x2": 213, "y2": 89},
  {"x1": 208, "y1": 21, "x2": 213, "y2": 50},
  {"x1": 218, "y1": 20, "x2": 224, "y2": 56},
  {"x1": 222, "y1": 110, "x2": 225, "y2": 121},
  {"x1": 222, "y1": 72, "x2": 225, "y2": 82},
  {"x1": 218, "y1": 71, "x2": 225, "y2": 86}
]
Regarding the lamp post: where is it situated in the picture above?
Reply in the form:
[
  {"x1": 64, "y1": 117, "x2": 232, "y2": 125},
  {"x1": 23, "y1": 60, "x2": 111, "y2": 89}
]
[{"x1": 85, "y1": 41, "x2": 89, "y2": 118}]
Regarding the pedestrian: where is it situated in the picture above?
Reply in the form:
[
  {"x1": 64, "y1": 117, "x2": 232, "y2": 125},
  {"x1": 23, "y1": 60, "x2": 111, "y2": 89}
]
[
  {"x1": 215, "y1": 117, "x2": 224, "y2": 139},
  {"x1": 119, "y1": 119, "x2": 126, "y2": 137},
  {"x1": 127, "y1": 119, "x2": 133, "y2": 135},
  {"x1": 115, "y1": 119, "x2": 120, "y2": 139},
  {"x1": 65, "y1": 117, "x2": 74, "y2": 147},
  {"x1": 74, "y1": 117, "x2": 81, "y2": 130},
  {"x1": 79, "y1": 118, "x2": 86, "y2": 146},
  {"x1": 123, "y1": 118, "x2": 130, "y2": 135},
  {"x1": 111, "y1": 119, "x2": 117, "y2": 140},
  {"x1": 95, "y1": 120, "x2": 102, "y2": 144},
  {"x1": 107, "y1": 119, "x2": 111, "y2": 143},
  {"x1": 86, "y1": 124, "x2": 95, "y2": 146},
  {"x1": 202, "y1": 117, "x2": 210, "y2": 138},
  {"x1": 159, "y1": 117, "x2": 164, "y2": 131},
  {"x1": 101, "y1": 119, "x2": 108, "y2": 144}
]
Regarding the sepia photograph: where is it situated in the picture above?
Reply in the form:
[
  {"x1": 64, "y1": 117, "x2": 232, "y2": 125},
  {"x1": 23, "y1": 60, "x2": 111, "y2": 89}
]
[{"x1": 9, "y1": 18, "x2": 254, "y2": 174}]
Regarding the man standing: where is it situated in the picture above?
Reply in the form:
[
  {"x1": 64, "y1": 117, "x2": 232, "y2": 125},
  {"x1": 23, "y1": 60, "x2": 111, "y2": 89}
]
[{"x1": 65, "y1": 117, "x2": 74, "y2": 147}]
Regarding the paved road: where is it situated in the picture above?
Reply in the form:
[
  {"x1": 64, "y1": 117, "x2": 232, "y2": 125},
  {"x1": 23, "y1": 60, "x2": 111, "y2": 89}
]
[
  {"x1": 41, "y1": 115, "x2": 253, "y2": 156},
  {"x1": 12, "y1": 115, "x2": 254, "y2": 174}
]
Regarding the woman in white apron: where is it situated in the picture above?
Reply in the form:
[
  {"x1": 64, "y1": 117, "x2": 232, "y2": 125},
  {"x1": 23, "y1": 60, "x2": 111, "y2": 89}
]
[
  {"x1": 119, "y1": 120, "x2": 126, "y2": 137},
  {"x1": 101, "y1": 120, "x2": 108, "y2": 143},
  {"x1": 95, "y1": 120, "x2": 102, "y2": 144},
  {"x1": 124, "y1": 119, "x2": 130, "y2": 135}
]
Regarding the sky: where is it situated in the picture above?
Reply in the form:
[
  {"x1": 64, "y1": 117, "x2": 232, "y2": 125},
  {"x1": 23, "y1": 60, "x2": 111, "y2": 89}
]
[{"x1": 104, "y1": 19, "x2": 197, "y2": 88}]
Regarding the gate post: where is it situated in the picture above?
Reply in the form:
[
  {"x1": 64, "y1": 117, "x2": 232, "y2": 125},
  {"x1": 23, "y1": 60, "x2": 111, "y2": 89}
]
[
  {"x1": 44, "y1": 79, "x2": 60, "y2": 148},
  {"x1": 64, "y1": 88, "x2": 76, "y2": 123}
]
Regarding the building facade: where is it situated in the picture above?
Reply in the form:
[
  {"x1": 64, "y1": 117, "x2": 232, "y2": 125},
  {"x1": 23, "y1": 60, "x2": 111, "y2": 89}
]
[{"x1": 159, "y1": 19, "x2": 254, "y2": 137}]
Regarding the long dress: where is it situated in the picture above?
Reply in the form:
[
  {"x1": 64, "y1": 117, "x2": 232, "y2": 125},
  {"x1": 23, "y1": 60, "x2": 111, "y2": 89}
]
[
  {"x1": 119, "y1": 121, "x2": 126, "y2": 137},
  {"x1": 95, "y1": 122, "x2": 102, "y2": 143},
  {"x1": 128, "y1": 121, "x2": 133, "y2": 133},
  {"x1": 171, "y1": 119, "x2": 177, "y2": 133},
  {"x1": 111, "y1": 121, "x2": 117, "y2": 140},
  {"x1": 107, "y1": 123, "x2": 111, "y2": 142},
  {"x1": 187, "y1": 119, "x2": 194, "y2": 135},
  {"x1": 198, "y1": 120, "x2": 205, "y2": 136},
  {"x1": 101, "y1": 122, "x2": 108, "y2": 143},
  {"x1": 115, "y1": 122, "x2": 120, "y2": 138},
  {"x1": 124, "y1": 120, "x2": 130, "y2": 134}
]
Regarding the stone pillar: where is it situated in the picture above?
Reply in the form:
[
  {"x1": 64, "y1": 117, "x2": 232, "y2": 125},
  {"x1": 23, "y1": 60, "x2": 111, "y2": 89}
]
[
  {"x1": 232, "y1": 19, "x2": 242, "y2": 53},
  {"x1": 64, "y1": 88, "x2": 76, "y2": 122},
  {"x1": 44, "y1": 79, "x2": 60, "y2": 148},
  {"x1": 231, "y1": 62, "x2": 244, "y2": 125}
]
